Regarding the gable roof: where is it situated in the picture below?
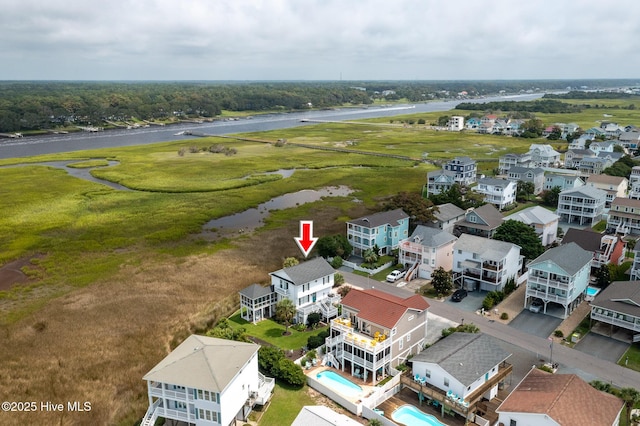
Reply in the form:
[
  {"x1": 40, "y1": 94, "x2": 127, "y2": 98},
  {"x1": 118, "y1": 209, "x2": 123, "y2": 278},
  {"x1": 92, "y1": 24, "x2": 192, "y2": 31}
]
[
  {"x1": 340, "y1": 288, "x2": 429, "y2": 329},
  {"x1": 587, "y1": 174, "x2": 627, "y2": 186},
  {"x1": 457, "y1": 204, "x2": 504, "y2": 231},
  {"x1": 291, "y1": 406, "x2": 362, "y2": 426},
  {"x1": 433, "y1": 203, "x2": 465, "y2": 222},
  {"x1": 412, "y1": 333, "x2": 511, "y2": 386},
  {"x1": 239, "y1": 283, "x2": 273, "y2": 299},
  {"x1": 611, "y1": 197, "x2": 640, "y2": 209},
  {"x1": 270, "y1": 257, "x2": 334, "y2": 286},
  {"x1": 347, "y1": 208, "x2": 408, "y2": 228},
  {"x1": 143, "y1": 335, "x2": 259, "y2": 391},
  {"x1": 496, "y1": 368, "x2": 623, "y2": 426},
  {"x1": 561, "y1": 228, "x2": 602, "y2": 253},
  {"x1": 454, "y1": 234, "x2": 520, "y2": 261},
  {"x1": 507, "y1": 166, "x2": 544, "y2": 176},
  {"x1": 528, "y1": 242, "x2": 592, "y2": 275},
  {"x1": 503, "y1": 206, "x2": 559, "y2": 226},
  {"x1": 409, "y1": 225, "x2": 457, "y2": 248},
  {"x1": 477, "y1": 177, "x2": 515, "y2": 187},
  {"x1": 560, "y1": 185, "x2": 607, "y2": 199},
  {"x1": 591, "y1": 280, "x2": 640, "y2": 317}
]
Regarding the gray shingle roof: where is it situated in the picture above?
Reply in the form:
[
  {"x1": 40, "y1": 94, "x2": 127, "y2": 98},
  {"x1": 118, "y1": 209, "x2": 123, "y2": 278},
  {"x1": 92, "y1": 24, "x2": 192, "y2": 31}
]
[
  {"x1": 143, "y1": 335, "x2": 259, "y2": 391},
  {"x1": 503, "y1": 206, "x2": 559, "y2": 226},
  {"x1": 560, "y1": 185, "x2": 607, "y2": 199},
  {"x1": 409, "y1": 225, "x2": 457, "y2": 247},
  {"x1": 239, "y1": 283, "x2": 272, "y2": 299},
  {"x1": 434, "y1": 203, "x2": 466, "y2": 222},
  {"x1": 454, "y1": 234, "x2": 520, "y2": 261},
  {"x1": 528, "y1": 242, "x2": 592, "y2": 275},
  {"x1": 270, "y1": 257, "x2": 334, "y2": 286},
  {"x1": 591, "y1": 281, "x2": 640, "y2": 317},
  {"x1": 348, "y1": 208, "x2": 408, "y2": 228},
  {"x1": 478, "y1": 177, "x2": 513, "y2": 187},
  {"x1": 456, "y1": 204, "x2": 504, "y2": 230},
  {"x1": 412, "y1": 333, "x2": 511, "y2": 386}
]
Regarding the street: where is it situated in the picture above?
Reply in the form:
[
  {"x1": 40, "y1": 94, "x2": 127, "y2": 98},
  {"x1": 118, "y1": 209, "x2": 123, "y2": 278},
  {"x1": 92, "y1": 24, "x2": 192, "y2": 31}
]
[{"x1": 340, "y1": 270, "x2": 640, "y2": 389}]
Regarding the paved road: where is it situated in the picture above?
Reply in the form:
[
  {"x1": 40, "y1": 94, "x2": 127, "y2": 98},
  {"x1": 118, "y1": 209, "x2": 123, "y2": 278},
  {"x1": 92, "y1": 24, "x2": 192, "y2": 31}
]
[{"x1": 340, "y1": 271, "x2": 640, "y2": 389}]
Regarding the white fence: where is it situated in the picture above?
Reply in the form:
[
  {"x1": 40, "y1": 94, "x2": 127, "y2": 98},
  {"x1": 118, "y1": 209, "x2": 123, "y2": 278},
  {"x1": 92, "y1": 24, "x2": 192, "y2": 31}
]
[
  {"x1": 341, "y1": 259, "x2": 394, "y2": 275},
  {"x1": 306, "y1": 374, "x2": 361, "y2": 416}
]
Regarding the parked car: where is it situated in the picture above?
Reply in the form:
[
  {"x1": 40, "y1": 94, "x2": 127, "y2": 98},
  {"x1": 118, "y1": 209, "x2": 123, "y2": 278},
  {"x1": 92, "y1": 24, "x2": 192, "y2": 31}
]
[
  {"x1": 529, "y1": 298, "x2": 543, "y2": 313},
  {"x1": 451, "y1": 289, "x2": 468, "y2": 302},
  {"x1": 386, "y1": 269, "x2": 406, "y2": 282}
]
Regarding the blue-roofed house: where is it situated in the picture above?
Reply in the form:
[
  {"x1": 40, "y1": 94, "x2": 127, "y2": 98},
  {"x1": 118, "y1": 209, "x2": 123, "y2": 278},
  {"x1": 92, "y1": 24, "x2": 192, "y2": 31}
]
[{"x1": 346, "y1": 209, "x2": 409, "y2": 256}]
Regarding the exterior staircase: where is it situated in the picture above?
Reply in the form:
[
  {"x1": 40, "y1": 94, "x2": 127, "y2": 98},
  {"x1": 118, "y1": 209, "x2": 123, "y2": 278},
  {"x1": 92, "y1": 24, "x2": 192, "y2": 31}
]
[{"x1": 140, "y1": 399, "x2": 161, "y2": 426}]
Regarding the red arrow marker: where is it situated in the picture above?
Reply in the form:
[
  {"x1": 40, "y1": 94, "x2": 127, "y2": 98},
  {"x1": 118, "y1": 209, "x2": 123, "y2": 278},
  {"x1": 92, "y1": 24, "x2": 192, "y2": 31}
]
[{"x1": 295, "y1": 220, "x2": 318, "y2": 258}]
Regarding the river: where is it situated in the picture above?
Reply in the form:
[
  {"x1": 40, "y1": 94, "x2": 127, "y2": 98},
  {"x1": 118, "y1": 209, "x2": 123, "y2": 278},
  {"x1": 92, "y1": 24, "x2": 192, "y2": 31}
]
[{"x1": 0, "y1": 93, "x2": 544, "y2": 160}]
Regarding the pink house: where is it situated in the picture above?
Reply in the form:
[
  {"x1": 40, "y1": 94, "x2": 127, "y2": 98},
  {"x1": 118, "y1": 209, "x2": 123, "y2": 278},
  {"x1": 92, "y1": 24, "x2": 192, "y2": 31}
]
[{"x1": 398, "y1": 225, "x2": 457, "y2": 280}]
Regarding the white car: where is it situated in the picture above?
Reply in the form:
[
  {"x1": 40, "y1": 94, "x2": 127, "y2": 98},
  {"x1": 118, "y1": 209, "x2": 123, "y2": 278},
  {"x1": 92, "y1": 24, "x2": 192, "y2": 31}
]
[{"x1": 386, "y1": 270, "x2": 406, "y2": 283}]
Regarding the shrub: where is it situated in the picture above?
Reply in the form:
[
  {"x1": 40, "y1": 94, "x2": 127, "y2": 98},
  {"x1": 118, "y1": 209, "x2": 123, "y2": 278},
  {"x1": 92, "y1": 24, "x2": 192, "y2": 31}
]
[
  {"x1": 275, "y1": 358, "x2": 306, "y2": 387},
  {"x1": 337, "y1": 285, "x2": 351, "y2": 298},
  {"x1": 554, "y1": 329, "x2": 564, "y2": 338},
  {"x1": 334, "y1": 273, "x2": 345, "y2": 286},
  {"x1": 307, "y1": 312, "x2": 321, "y2": 328},
  {"x1": 292, "y1": 323, "x2": 306, "y2": 332},
  {"x1": 500, "y1": 312, "x2": 509, "y2": 320},
  {"x1": 504, "y1": 278, "x2": 516, "y2": 295},
  {"x1": 330, "y1": 256, "x2": 343, "y2": 269},
  {"x1": 482, "y1": 296, "x2": 495, "y2": 311},
  {"x1": 307, "y1": 330, "x2": 329, "y2": 350}
]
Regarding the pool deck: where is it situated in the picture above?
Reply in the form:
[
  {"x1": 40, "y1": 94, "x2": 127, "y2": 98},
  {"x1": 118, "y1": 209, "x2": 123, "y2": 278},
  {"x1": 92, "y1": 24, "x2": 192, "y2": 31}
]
[
  {"x1": 308, "y1": 366, "x2": 376, "y2": 402},
  {"x1": 377, "y1": 388, "x2": 467, "y2": 426}
]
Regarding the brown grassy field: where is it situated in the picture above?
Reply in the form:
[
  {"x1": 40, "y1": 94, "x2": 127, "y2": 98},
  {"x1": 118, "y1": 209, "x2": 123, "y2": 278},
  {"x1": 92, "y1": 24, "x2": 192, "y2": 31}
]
[{"x1": 0, "y1": 202, "x2": 368, "y2": 426}]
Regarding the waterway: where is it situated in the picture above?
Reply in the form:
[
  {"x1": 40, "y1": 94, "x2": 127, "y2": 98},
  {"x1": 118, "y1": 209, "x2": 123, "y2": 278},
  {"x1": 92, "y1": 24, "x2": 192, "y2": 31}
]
[{"x1": 0, "y1": 93, "x2": 544, "y2": 160}]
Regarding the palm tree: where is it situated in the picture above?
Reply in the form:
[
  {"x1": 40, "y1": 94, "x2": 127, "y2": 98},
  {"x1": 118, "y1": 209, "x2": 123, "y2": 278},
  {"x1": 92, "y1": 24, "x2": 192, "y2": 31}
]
[
  {"x1": 367, "y1": 419, "x2": 383, "y2": 426},
  {"x1": 275, "y1": 298, "x2": 296, "y2": 335},
  {"x1": 619, "y1": 387, "x2": 640, "y2": 426}
]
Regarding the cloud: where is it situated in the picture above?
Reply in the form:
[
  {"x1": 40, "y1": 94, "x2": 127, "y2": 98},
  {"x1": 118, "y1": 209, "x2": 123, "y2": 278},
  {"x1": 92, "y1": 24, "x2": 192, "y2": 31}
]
[{"x1": 1, "y1": 0, "x2": 639, "y2": 80}]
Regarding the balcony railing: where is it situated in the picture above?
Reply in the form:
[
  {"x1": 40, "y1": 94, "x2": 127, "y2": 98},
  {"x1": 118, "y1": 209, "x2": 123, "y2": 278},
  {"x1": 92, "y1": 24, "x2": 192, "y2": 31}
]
[
  {"x1": 526, "y1": 288, "x2": 570, "y2": 304},
  {"x1": 527, "y1": 275, "x2": 573, "y2": 290},
  {"x1": 591, "y1": 311, "x2": 640, "y2": 332},
  {"x1": 149, "y1": 384, "x2": 189, "y2": 401},
  {"x1": 330, "y1": 318, "x2": 392, "y2": 352}
]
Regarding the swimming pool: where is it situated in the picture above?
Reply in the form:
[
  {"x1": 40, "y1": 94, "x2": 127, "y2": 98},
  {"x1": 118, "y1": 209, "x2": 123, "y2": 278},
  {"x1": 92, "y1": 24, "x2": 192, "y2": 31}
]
[
  {"x1": 585, "y1": 286, "x2": 601, "y2": 301},
  {"x1": 392, "y1": 405, "x2": 446, "y2": 426},
  {"x1": 315, "y1": 370, "x2": 362, "y2": 398}
]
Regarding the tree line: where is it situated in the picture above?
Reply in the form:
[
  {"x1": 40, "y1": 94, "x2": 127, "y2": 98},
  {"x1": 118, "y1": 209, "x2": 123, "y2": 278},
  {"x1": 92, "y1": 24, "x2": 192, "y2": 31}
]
[{"x1": 455, "y1": 99, "x2": 583, "y2": 114}]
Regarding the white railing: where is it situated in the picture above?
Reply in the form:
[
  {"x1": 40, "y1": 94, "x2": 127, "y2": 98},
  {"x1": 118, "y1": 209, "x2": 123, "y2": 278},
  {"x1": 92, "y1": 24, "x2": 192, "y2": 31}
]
[
  {"x1": 526, "y1": 288, "x2": 570, "y2": 304},
  {"x1": 156, "y1": 407, "x2": 190, "y2": 421},
  {"x1": 148, "y1": 385, "x2": 188, "y2": 401},
  {"x1": 527, "y1": 275, "x2": 573, "y2": 290},
  {"x1": 141, "y1": 399, "x2": 162, "y2": 426},
  {"x1": 591, "y1": 311, "x2": 640, "y2": 332}
]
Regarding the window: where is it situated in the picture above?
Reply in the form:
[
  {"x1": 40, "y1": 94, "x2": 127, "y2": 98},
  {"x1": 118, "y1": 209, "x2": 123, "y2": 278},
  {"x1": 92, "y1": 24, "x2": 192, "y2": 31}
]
[
  {"x1": 425, "y1": 369, "x2": 431, "y2": 378},
  {"x1": 406, "y1": 333, "x2": 411, "y2": 342},
  {"x1": 391, "y1": 328, "x2": 397, "y2": 336},
  {"x1": 408, "y1": 315, "x2": 414, "y2": 321},
  {"x1": 444, "y1": 377, "x2": 449, "y2": 387},
  {"x1": 510, "y1": 420, "x2": 517, "y2": 426},
  {"x1": 399, "y1": 338, "x2": 403, "y2": 350}
]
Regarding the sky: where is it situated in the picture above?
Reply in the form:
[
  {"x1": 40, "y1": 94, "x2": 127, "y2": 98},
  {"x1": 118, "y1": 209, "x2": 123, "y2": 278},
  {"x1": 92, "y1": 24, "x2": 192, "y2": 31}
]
[{"x1": 2, "y1": 0, "x2": 640, "y2": 81}]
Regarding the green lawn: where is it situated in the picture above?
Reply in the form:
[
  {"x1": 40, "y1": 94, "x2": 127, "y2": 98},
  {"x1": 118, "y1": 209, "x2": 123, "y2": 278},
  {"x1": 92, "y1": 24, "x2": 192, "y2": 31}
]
[
  {"x1": 252, "y1": 382, "x2": 316, "y2": 426},
  {"x1": 227, "y1": 312, "x2": 328, "y2": 350},
  {"x1": 619, "y1": 343, "x2": 640, "y2": 372}
]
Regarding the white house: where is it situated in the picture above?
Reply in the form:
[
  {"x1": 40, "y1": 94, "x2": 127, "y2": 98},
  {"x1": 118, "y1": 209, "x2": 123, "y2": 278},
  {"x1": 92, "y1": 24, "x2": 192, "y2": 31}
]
[
  {"x1": 498, "y1": 152, "x2": 532, "y2": 174},
  {"x1": 525, "y1": 242, "x2": 592, "y2": 318},
  {"x1": 503, "y1": 206, "x2": 559, "y2": 246},
  {"x1": 543, "y1": 172, "x2": 585, "y2": 192},
  {"x1": 453, "y1": 234, "x2": 523, "y2": 292},
  {"x1": 448, "y1": 116, "x2": 464, "y2": 131},
  {"x1": 411, "y1": 333, "x2": 511, "y2": 403},
  {"x1": 607, "y1": 197, "x2": 640, "y2": 236},
  {"x1": 269, "y1": 257, "x2": 337, "y2": 325},
  {"x1": 586, "y1": 174, "x2": 628, "y2": 207},
  {"x1": 324, "y1": 288, "x2": 430, "y2": 385},
  {"x1": 141, "y1": 335, "x2": 274, "y2": 426},
  {"x1": 628, "y1": 166, "x2": 640, "y2": 199},
  {"x1": 398, "y1": 225, "x2": 457, "y2": 280},
  {"x1": 556, "y1": 186, "x2": 607, "y2": 226},
  {"x1": 427, "y1": 170, "x2": 458, "y2": 196},
  {"x1": 472, "y1": 177, "x2": 517, "y2": 210},
  {"x1": 497, "y1": 368, "x2": 623, "y2": 426},
  {"x1": 506, "y1": 166, "x2": 545, "y2": 195},
  {"x1": 528, "y1": 144, "x2": 561, "y2": 167}
]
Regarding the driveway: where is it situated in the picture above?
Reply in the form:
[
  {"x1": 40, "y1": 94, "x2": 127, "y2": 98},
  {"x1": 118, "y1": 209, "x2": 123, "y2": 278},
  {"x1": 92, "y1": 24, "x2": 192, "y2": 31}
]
[
  {"x1": 444, "y1": 290, "x2": 485, "y2": 314},
  {"x1": 509, "y1": 309, "x2": 563, "y2": 338},
  {"x1": 574, "y1": 333, "x2": 630, "y2": 363}
]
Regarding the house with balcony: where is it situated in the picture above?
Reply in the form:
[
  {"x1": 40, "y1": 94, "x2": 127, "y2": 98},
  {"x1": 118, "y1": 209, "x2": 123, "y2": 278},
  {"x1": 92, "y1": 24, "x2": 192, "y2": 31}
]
[
  {"x1": 586, "y1": 174, "x2": 628, "y2": 207},
  {"x1": 409, "y1": 332, "x2": 512, "y2": 416},
  {"x1": 443, "y1": 156, "x2": 477, "y2": 186},
  {"x1": 398, "y1": 225, "x2": 457, "y2": 280},
  {"x1": 607, "y1": 197, "x2": 640, "y2": 236},
  {"x1": 346, "y1": 209, "x2": 409, "y2": 256},
  {"x1": 525, "y1": 242, "x2": 592, "y2": 318},
  {"x1": 427, "y1": 202, "x2": 466, "y2": 234},
  {"x1": 564, "y1": 148, "x2": 595, "y2": 168},
  {"x1": 269, "y1": 257, "x2": 338, "y2": 325},
  {"x1": 141, "y1": 335, "x2": 274, "y2": 426},
  {"x1": 578, "y1": 156, "x2": 614, "y2": 175},
  {"x1": 426, "y1": 170, "x2": 457, "y2": 196},
  {"x1": 543, "y1": 172, "x2": 584, "y2": 192},
  {"x1": 503, "y1": 206, "x2": 559, "y2": 246},
  {"x1": 631, "y1": 246, "x2": 640, "y2": 281},
  {"x1": 496, "y1": 367, "x2": 623, "y2": 426},
  {"x1": 628, "y1": 166, "x2": 640, "y2": 199},
  {"x1": 528, "y1": 144, "x2": 561, "y2": 167},
  {"x1": 454, "y1": 204, "x2": 504, "y2": 238},
  {"x1": 618, "y1": 131, "x2": 640, "y2": 150},
  {"x1": 506, "y1": 166, "x2": 545, "y2": 194},
  {"x1": 562, "y1": 228, "x2": 625, "y2": 270},
  {"x1": 472, "y1": 177, "x2": 517, "y2": 210},
  {"x1": 556, "y1": 186, "x2": 606, "y2": 226},
  {"x1": 589, "y1": 140, "x2": 616, "y2": 153},
  {"x1": 453, "y1": 234, "x2": 523, "y2": 292},
  {"x1": 590, "y1": 281, "x2": 640, "y2": 343},
  {"x1": 239, "y1": 284, "x2": 278, "y2": 324},
  {"x1": 498, "y1": 152, "x2": 532, "y2": 174},
  {"x1": 324, "y1": 288, "x2": 429, "y2": 385}
]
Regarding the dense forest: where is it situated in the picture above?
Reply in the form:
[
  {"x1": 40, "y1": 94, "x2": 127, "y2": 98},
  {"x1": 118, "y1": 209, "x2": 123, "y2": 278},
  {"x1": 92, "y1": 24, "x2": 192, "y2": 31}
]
[
  {"x1": 544, "y1": 90, "x2": 638, "y2": 99},
  {"x1": 454, "y1": 99, "x2": 583, "y2": 114},
  {"x1": 0, "y1": 79, "x2": 637, "y2": 133}
]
